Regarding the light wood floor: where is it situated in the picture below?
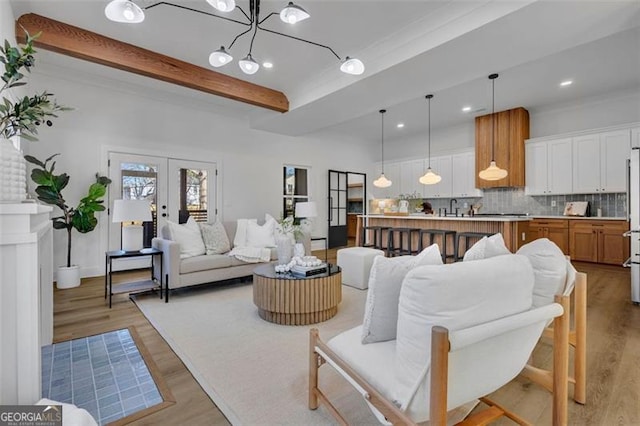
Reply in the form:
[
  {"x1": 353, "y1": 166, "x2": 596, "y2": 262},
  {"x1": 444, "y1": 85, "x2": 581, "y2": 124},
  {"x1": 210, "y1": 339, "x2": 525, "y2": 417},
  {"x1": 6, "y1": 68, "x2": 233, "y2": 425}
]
[{"x1": 53, "y1": 252, "x2": 638, "y2": 425}]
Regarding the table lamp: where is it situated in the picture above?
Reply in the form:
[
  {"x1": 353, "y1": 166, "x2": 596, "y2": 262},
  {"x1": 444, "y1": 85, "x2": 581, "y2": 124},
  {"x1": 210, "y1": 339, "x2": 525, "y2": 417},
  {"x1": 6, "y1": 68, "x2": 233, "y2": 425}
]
[
  {"x1": 112, "y1": 199, "x2": 152, "y2": 251},
  {"x1": 295, "y1": 201, "x2": 317, "y2": 220}
]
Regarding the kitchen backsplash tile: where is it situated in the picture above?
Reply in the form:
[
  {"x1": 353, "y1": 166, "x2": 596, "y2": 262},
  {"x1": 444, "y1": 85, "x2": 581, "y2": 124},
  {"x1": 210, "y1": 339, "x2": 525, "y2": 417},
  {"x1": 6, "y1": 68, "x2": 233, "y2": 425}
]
[{"x1": 424, "y1": 188, "x2": 627, "y2": 217}]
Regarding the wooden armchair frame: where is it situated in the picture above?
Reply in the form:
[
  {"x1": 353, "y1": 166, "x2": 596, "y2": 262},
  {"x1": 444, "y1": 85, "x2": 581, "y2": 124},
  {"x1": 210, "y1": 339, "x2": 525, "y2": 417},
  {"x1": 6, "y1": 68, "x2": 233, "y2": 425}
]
[
  {"x1": 521, "y1": 271, "x2": 587, "y2": 404},
  {"x1": 309, "y1": 295, "x2": 570, "y2": 426}
]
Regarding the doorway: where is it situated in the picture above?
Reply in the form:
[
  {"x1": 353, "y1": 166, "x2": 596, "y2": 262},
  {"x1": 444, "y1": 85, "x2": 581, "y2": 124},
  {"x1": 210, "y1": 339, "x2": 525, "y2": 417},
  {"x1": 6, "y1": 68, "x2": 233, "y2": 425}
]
[
  {"x1": 328, "y1": 170, "x2": 366, "y2": 249},
  {"x1": 108, "y1": 152, "x2": 217, "y2": 269}
]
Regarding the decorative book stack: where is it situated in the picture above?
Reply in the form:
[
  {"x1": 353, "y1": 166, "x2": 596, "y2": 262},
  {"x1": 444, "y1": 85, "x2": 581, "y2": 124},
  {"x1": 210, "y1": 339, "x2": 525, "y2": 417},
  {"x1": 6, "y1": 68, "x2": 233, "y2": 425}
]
[{"x1": 291, "y1": 263, "x2": 328, "y2": 277}]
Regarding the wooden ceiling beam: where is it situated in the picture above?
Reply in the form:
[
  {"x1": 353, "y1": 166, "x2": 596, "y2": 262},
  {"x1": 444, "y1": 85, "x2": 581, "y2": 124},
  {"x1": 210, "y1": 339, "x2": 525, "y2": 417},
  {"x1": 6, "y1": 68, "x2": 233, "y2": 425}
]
[{"x1": 16, "y1": 13, "x2": 289, "y2": 113}]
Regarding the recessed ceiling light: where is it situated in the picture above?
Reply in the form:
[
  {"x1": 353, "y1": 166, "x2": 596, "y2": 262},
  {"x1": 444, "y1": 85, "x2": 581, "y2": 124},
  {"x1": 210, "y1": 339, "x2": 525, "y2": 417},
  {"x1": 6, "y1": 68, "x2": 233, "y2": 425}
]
[
  {"x1": 263, "y1": 62, "x2": 273, "y2": 69},
  {"x1": 560, "y1": 80, "x2": 573, "y2": 87},
  {"x1": 396, "y1": 123, "x2": 405, "y2": 128},
  {"x1": 462, "y1": 106, "x2": 472, "y2": 112}
]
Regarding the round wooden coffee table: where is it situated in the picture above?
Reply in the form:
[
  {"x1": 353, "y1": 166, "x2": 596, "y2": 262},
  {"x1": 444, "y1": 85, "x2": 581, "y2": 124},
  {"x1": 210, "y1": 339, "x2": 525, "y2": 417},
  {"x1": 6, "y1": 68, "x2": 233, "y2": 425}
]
[{"x1": 253, "y1": 264, "x2": 342, "y2": 325}]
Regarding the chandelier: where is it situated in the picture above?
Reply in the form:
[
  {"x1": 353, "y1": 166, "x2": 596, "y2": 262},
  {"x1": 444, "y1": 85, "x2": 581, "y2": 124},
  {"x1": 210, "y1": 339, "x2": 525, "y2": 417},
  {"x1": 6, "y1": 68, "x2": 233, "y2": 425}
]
[{"x1": 105, "y1": 0, "x2": 365, "y2": 76}]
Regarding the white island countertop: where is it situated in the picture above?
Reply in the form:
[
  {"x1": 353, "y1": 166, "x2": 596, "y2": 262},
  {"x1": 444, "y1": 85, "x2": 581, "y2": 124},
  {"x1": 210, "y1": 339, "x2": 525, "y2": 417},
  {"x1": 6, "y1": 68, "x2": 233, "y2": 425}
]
[{"x1": 361, "y1": 214, "x2": 627, "y2": 222}]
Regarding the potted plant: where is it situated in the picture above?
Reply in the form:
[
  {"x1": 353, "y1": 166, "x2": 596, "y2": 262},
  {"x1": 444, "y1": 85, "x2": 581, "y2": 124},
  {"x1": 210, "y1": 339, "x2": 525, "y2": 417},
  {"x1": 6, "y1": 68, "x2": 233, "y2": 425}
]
[
  {"x1": 0, "y1": 31, "x2": 69, "y2": 201},
  {"x1": 25, "y1": 153, "x2": 111, "y2": 288}
]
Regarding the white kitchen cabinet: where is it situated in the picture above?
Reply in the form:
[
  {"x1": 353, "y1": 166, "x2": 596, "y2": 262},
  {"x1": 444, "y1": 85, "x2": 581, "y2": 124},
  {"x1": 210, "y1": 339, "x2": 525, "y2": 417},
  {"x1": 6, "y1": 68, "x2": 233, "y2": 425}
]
[
  {"x1": 399, "y1": 159, "x2": 425, "y2": 197},
  {"x1": 451, "y1": 151, "x2": 482, "y2": 198},
  {"x1": 423, "y1": 156, "x2": 452, "y2": 198},
  {"x1": 573, "y1": 130, "x2": 630, "y2": 194},
  {"x1": 525, "y1": 138, "x2": 572, "y2": 195}
]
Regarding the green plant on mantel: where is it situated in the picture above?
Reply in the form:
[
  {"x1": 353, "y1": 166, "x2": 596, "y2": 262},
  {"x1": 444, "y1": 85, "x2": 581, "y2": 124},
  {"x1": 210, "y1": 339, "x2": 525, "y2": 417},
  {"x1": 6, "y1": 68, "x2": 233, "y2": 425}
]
[
  {"x1": 0, "y1": 30, "x2": 70, "y2": 141},
  {"x1": 24, "y1": 153, "x2": 111, "y2": 268}
]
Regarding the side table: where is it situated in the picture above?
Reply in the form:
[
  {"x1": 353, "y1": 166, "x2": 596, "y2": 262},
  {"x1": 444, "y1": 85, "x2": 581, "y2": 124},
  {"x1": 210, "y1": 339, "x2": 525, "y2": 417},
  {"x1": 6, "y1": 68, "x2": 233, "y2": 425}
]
[{"x1": 105, "y1": 248, "x2": 163, "y2": 308}]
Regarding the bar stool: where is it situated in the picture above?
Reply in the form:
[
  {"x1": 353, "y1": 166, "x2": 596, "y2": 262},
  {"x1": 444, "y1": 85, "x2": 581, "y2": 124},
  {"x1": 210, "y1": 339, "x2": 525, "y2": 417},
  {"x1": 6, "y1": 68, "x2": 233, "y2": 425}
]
[
  {"x1": 455, "y1": 231, "x2": 494, "y2": 261},
  {"x1": 361, "y1": 225, "x2": 390, "y2": 250},
  {"x1": 418, "y1": 229, "x2": 457, "y2": 263},
  {"x1": 387, "y1": 227, "x2": 420, "y2": 257}
]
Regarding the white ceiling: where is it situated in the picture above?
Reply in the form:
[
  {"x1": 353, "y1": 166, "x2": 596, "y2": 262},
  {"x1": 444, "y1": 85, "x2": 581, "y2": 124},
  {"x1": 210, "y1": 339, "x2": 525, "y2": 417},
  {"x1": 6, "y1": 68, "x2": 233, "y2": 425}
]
[{"x1": 9, "y1": 0, "x2": 640, "y2": 143}]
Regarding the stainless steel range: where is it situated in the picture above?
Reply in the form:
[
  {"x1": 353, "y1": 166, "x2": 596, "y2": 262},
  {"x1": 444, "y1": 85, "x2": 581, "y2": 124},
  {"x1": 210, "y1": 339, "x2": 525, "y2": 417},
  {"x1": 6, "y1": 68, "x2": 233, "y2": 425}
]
[{"x1": 625, "y1": 136, "x2": 640, "y2": 305}]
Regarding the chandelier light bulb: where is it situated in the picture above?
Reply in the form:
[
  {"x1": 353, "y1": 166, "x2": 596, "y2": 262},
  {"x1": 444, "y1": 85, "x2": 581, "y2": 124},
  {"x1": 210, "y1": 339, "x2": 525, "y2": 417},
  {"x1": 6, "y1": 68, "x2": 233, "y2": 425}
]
[
  {"x1": 239, "y1": 54, "x2": 260, "y2": 75},
  {"x1": 105, "y1": 0, "x2": 145, "y2": 23},
  {"x1": 209, "y1": 46, "x2": 233, "y2": 67},
  {"x1": 280, "y1": 2, "x2": 310, "y2": 24},
  {"x1": 373, "y1": 173, "x2": 392, "y2": 188},
  {"x1": 340, "y1": 57, "x2": 365, "y2": 75},
  {"x1": 207, "y1": 0, "x2": 236, "y2": 12},
  {"x1": 419, "y1": 168, "x2": 442, "y2": 185}
]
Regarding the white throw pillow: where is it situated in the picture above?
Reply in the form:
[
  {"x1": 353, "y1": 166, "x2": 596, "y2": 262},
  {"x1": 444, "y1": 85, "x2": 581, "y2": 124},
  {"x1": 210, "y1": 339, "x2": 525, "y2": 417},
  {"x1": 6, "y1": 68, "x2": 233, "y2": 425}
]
[
  {"x1": 361, "y1": 244, "x2": 443, "y2": 344},
  {"x1": 394, "y1": 254, "x2": 534, "y2": 417},
  {"x1": 516, "y1": 238, "x2": 567, "y2": 307},
  {"x1": 246, "y1": 217, "x2": 277, "y2": 248},
  {"x1": 166, "y1": 217, "x2": 206, "y2": 259},
  {"x1": 199, "y1": 221, "x2": 231, "y2": 255},
  {"x1": 463, "y1": 233, "x2": 510, "y2": 261},
  {"x1": 233, "y1": 218, "x2": 257, "y2": 248}
]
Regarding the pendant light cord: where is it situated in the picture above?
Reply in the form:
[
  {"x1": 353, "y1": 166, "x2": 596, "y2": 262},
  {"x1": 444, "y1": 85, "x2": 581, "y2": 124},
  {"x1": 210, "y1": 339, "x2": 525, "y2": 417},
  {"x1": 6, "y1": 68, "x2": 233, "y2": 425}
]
[
  {"x1": 426, "y1": 94, "x2": 433, "y2": 168},
  {"x1": 489, "y1": 73, "x2": 498, "y2": 163},
  {"x1": 379, "y1": 109, "x2": 386, "y2": 174}
]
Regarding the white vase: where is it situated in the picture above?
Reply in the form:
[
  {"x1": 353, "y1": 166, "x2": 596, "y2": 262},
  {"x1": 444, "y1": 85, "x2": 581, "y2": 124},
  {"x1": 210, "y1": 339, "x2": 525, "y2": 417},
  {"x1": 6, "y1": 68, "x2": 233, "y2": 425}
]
[
  {"x1": 276, "y1": 236, "x2": 293, "y2": 265},
  {"x1": 0, "y1": 138, "x2": 27, "y2": 203},
  {"x1": 57, "y1": 265, "x2": 81, "y2": 289},
  {"x1": 293, "y1": 242, "x2": 305, "y2": 258}
]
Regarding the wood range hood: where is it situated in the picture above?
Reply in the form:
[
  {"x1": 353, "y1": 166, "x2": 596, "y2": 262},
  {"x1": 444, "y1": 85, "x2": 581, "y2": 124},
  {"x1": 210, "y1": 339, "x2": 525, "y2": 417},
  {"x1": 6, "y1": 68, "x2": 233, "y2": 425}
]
[
  {"x1": 475, "y1": 106, "x2": 529, "y2": 188},
  {"x1": 15, "y1": 13, "x2": 289, "y2": 113}
]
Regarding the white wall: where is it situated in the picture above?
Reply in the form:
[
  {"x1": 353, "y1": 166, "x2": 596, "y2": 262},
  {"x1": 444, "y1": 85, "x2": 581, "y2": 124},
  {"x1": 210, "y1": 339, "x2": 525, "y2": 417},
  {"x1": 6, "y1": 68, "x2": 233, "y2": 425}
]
[{"x1": 23, "y1": 63, "x2": 373, "y2": 278}]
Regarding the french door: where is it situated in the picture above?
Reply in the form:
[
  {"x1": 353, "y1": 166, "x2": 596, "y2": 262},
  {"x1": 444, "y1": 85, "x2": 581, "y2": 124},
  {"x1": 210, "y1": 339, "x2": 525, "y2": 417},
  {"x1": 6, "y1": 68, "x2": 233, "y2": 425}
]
[
  {"x1": 108, "y1": 152, "x2": 217, "y2": 269},
  {"x1": 328, "y1": 170, "x2": 348, "y2": 248}
]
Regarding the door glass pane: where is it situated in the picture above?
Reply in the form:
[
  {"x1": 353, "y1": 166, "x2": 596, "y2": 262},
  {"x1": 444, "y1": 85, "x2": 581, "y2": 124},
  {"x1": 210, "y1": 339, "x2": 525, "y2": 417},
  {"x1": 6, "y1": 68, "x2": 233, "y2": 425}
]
[
  {"x1": 339, "y1": 173, "x2": 347, "y2": 190},
  {"x1": 179, "y1": 168, "x2": 208, "y2": 223},
  {"x1": 121, "y1": 162, "x2": 157, "y2": 247}
]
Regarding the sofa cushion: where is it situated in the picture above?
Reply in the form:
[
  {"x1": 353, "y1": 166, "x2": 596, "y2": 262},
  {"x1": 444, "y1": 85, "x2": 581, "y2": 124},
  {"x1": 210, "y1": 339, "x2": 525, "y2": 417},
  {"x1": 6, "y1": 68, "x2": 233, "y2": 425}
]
[
  {"x1": 246, "y1": 216, "x2": 276, "y2": 248},
  {"x1": 463, "y1": 233, "x2": 510, "y2": 261},
  {"x1": 516, "y1": 238, "x2": 567, "y2": 307},
  {"x1": 166, "y1": 217, "x2": 206, "y2": 259},
  {"x1": 361, "y1": 244, "x2": 442, "y2": 345},
  {"x1": 199, "y1": 221, "x2": 231, "y2": 255},
  {"x1": 394, "y1": 254, "x2": 534, "y2": 413},
  {"x1": 180, "y1": 254, "x2": 233, "y2": 274},
  {"x1": 233, "y1": 218, "x2": 257, "y2": 248}
]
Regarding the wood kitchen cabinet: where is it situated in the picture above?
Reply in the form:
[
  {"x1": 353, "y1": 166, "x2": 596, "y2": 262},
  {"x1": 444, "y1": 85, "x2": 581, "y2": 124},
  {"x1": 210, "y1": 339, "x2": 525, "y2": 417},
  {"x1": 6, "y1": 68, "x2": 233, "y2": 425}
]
[
  {"x1": 475, "y1": 107, "x2": 529, "y2": 188},
  {"x1": 569, "y1": 220, "x2": 629, "y2": 265},
  {"x1": 347, "y1": 214, "x2": 358, "y2": 238},
  {"x1": 527, "y1": 219, "x2": 569, "y2": 254}
]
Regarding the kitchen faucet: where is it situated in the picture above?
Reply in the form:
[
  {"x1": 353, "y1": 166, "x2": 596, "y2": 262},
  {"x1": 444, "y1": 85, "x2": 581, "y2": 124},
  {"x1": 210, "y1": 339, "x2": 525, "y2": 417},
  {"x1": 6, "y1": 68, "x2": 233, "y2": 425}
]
[{"x1": 449, "y1": 198, "x2": 458, "y2": 216}]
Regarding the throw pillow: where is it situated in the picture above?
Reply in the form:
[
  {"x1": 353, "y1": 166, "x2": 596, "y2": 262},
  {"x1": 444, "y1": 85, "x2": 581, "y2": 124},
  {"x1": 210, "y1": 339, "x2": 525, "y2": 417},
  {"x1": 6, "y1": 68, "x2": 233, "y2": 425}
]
[
  {"x1": 246, "y1": 217, "x2": 277, "y2": 248},
  {"x1": 394, "y1": 254, "x2": 534, "y2": 420},
  {"x1": 233, "y1": 218, "x2": 257, "y2": 248},
  {"x1": 199, "y1": 221, "x2": 231, "y2": 255},
  {"x1": 361, "y1": 244, "x2": 442, "y2": 344},
  {"x1": 166, "y1": 216, "x2": 206, "y2": 259},
  {"x1": 462, "y1": 233, "x2": 510, "y2": 261},
  {"x1": 516, "y1": 238, "x2": 567, "y2": 307}
]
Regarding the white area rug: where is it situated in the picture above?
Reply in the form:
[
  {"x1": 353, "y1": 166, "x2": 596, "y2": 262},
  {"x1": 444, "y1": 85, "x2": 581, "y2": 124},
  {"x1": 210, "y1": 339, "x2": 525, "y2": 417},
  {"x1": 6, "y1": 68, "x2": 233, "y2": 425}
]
[{"x1": 133, "y1": 282, "x2": 475, "y2": 425}]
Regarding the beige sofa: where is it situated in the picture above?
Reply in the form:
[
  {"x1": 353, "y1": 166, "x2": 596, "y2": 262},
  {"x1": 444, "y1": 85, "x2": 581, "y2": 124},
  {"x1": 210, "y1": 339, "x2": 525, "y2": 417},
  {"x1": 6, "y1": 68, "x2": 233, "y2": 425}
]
[{"x1": 152, "y1": 221, "x2": 277, "y2": 302}]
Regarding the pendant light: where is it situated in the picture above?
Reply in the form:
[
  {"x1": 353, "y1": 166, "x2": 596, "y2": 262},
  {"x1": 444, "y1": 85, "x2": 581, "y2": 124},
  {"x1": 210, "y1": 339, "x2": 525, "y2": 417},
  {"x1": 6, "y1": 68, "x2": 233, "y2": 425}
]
[
  {"x1": 280, "y1": 2, "x2": 310, "y2": 24},
  {"x1": 373, "y1": 109, "x2": 392, "y2": 188},
  {"x1": 479, "y1": 73, "x2": 508, "y2": 181},
  {"x1": 419, "y1": 94, "x2": 441, "y2": 185},
  {"x1": 105, "y1": 0, "x2": 145, "y2": 23}
]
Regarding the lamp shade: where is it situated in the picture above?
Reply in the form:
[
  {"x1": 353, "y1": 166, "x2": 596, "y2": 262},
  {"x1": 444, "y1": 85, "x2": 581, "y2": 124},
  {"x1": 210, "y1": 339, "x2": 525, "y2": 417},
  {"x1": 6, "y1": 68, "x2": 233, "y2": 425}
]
[
  {"x1": 419, "y1": 168, "x2": 442, "y2": 185},
  {"x1": 206, "y1": 0, "x2": 236, "y2": 12},
  {"x1": 209, "y1": 46, "x2": 233, "y2": 67},
  {"x1": 373, "y1": 173, "x2": 392, "y2": 188},
  {"x1": 340, "y1": 57, "x2": 365, "y2": 75},
  {"x1": 239, "y1": 54, "x2": 260, "y2": 75},
  {"x1": 105, "y1": 0, "x2": 145, "y2": 23},
  {"x1": 295, "y1": 201, "x2": 317, "y2": 218},
  {"x1": 112, "y1": 199, "x2": 152, "y2": 223},
  {"x1": 280, "y1": 2, "x2": 310, "y2": 24},
  {"x1": 478, "y1": 161, "x2": 508, "y2": 181}
]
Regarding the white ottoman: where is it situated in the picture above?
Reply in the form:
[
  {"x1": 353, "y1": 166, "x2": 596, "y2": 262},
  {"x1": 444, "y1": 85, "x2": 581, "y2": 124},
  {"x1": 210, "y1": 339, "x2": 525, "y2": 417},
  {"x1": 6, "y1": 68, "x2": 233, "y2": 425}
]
[{"x1": 337, "y1": 247, "x2": 385, "y2": 289}]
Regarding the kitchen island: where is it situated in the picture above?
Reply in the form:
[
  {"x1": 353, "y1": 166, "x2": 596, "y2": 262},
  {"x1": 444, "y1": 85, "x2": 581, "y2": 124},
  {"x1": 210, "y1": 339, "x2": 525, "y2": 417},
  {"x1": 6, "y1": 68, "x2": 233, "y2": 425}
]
[{"x1": 356, "y1": 214, "x2": 531, "y2": 253}]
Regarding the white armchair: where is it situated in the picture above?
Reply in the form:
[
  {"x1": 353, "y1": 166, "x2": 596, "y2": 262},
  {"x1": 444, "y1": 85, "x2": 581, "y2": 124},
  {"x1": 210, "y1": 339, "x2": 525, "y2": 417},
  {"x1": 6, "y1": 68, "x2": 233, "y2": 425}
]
[{"x1": 309, "y1": 254, "x2": 570, "y2": 425}]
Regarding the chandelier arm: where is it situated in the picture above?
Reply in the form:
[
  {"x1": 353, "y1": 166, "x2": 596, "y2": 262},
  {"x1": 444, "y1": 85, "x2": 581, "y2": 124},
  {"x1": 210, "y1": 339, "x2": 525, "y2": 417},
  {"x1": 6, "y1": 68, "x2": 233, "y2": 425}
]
[
  {"x1": 144, "y1": 2, "x2": 251, "y2": 26},
  {"x1": 228, "y1": 26, "x2": 254, "y2": 50},
  {"x1": 235, "y1": 5, "x2": 251, "y2": 22},
  {"x1": 256, "y1": 25, "x2": 342, "y2": 60},
  {"x1": 258, "y1": 12, "x2": 278, "y2": 25}
]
